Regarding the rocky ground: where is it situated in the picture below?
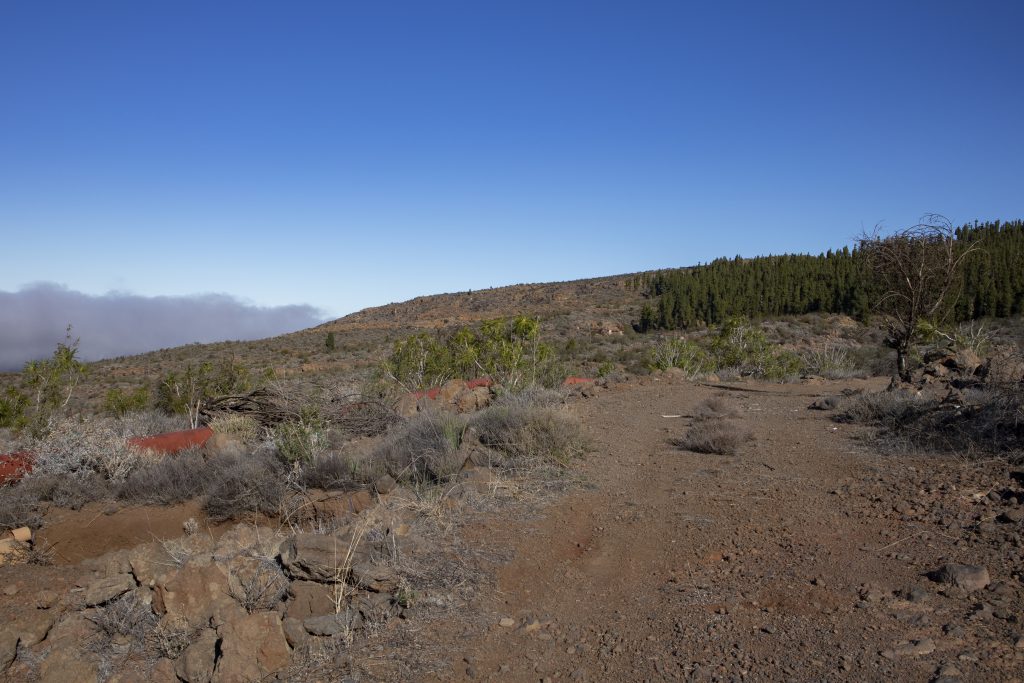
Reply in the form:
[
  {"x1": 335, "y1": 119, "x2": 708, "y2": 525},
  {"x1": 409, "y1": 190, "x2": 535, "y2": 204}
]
[{"x1": 1, "y1": 375, "x2": 1023, "y2": 682}]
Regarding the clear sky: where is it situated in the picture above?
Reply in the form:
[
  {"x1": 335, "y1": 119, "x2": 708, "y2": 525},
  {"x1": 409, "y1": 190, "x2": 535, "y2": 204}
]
[{"x1": 2, "y1": 0, "x2": 1022, "y2": 321}]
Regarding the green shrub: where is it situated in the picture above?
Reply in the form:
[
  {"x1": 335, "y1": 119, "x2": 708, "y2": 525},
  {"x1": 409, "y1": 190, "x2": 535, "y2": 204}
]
[
  {"x1": 2, "y1": 327, "x2": 87, "y2": 436},
  {"x1": 380, "y1": 316, "x2": 564, "y2": 392},
  {"x1": 708, "y1": 318, "x2": 803, "y2": 379},
  {"x1": 273, "y1": 407, "x2": 328, "y2": 464},
  {"x1": 647, "y1": 319, "x2": 803, "y2": 380},
  {"x1": 648, "y1": 338, "x2": 711, "y2": 377},
  {"x1": 156, "y1": 357, "x2": 252, "y2": 428},
  {"x1": 104, "y1": 386, "x2": 150, "y2": 417}
]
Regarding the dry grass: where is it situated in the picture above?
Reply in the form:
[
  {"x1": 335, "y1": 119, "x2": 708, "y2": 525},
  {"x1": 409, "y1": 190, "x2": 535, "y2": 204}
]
[
  {"x1": 471, "y1": 392, "x2": 585, "y2": 467},
  {"x1": 208, "y1": 413, "x2": 263, "y2": 443},
  {"x1": 835, "y1": 383, "x2": 1023, "y2": 457},
  {"x1": 0, "y1": 483, "x2": 45, "y2": 530},
  {"x1": 203, "y1": 451, "x2": 287, "y2": 522},
  {"x1": 117, "y1": 450, "x2": 208, "y2": 505},
  {"x1": 676, "y1": 419, "x2": 751, "y2": 455},
  {"x1": 229, "y1": 555, "x2": 289, "y2": 613},
  {"x1": 371, "y1": 412, "x2": 467, "y2": 484},
  {"x1": 86, "y1": 592, "x2": 157, "y2": 647}
]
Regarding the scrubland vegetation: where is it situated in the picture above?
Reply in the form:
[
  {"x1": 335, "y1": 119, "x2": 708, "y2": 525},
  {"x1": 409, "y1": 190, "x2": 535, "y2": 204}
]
[{"x1": 0, "y1": 219, "x2": 1021, "y2": 682}]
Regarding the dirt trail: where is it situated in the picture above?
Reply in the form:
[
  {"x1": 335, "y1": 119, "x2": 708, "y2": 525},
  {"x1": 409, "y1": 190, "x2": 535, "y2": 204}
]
[{"x1": 423, "y1": 378, "x2": 1023, "y2": 682}]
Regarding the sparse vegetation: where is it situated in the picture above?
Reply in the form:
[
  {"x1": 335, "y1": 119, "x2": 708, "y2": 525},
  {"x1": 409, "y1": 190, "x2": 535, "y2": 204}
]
[
  {"x1": 202, "y1": 451, "x2": 287, "y2": 521},
  {"x1": 676, "y1": 398, "x2": 751, "y2": 455},
  {"x1": 858, "y1": 215, "x2": 979, "y2": 381},
  {"x1": 372, "y1": 412, "x2": 467, "y2": 484},
  {"x1": 648, "y1": 318, "x2": 802, "y2": 380},
  {"x1": 103, "y1": 385, "x2": 150, "y2": 417},
  {"x1": 837, "y1": 383, "x2": 1024, "y2": 457},
  {"x1": 0, "y1": 327, "x2": 87, "y2": 436},
  {"x1": 472, "y1": 389, "x2": 585, "y2": 467},
  {"x1": 380, "y1": 316, "x2": 564, "y2": 392}
]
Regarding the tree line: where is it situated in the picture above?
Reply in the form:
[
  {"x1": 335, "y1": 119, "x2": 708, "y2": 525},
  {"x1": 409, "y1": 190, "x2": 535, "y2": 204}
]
[{"x1": 633, "y1": 220, "x2": 1024, "y2": 331}]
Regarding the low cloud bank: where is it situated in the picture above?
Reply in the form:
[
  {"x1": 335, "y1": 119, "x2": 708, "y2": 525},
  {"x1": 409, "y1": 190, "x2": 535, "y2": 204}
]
[{"x1": 0, "y1": 283, "x2": 324, "y2": 371}]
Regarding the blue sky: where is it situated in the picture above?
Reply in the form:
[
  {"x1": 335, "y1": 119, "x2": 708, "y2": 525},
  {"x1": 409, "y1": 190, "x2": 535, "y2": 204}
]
[{"x1": 2, "y1": 1, "x2": 1022, "y2": 322}]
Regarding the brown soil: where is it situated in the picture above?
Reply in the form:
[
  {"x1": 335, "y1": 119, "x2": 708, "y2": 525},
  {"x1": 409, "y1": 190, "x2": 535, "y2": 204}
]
[
  {"x1": 35, "y1": 500, "x2": 226, "y2": 565},
  {"x1": 408, "y1": 377, "x2": 1023, "y2": 682},
  {"x1": 2, "y1": 376, "x2": 1022, "y2": 682}
]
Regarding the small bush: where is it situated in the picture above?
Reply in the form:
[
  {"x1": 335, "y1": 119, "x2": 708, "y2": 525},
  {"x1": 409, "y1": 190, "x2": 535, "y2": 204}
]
[
  {"x1": 23, "y1": 472, "x2": 111, "y2": 509},
  {"x1": 229, "y1": 556, "x2": 289, "y2": 613},
  {"x1": 692, "y1": 397, "x2": 737, "y2": 421},
  {"x1": 208, "y1": 414, "x2": 263, "y2": 443},
  {"x1": 118, "y1": 451, "x2": 208, "y2": 505},
  {"x1": 274, "y1": 408, "x2": 329, "y2": 464},
  {"x1": 203, "y1": 452, "x2": 286, "y2": 522},
  {"x1": 32, "y1": 417, "x2": 147, "y2": 482},
  {"x1": 86, "y1": 592, "x2": 157, "y2": 646},
  {"x1": 103, "y1": 386, "x2": 150, "y2": 417},
  {"x1": 299, "y1": 452, "x2": 364, "y2": 490},
  {"x1": 471, "y1": 402, "x2": 585, "y2": 467},
  {"x1": 371, "y1": 412, "x2": 467, "y2": 484},
  {"x1": 0, "y1": 484, "x2": 44, "y2": 530},
  {"x1": 801, "y1": 344, "x2": 861, "y2": 379},
  {"x1": 676, "y1": 418, "x2": 751, "y2": 455}
]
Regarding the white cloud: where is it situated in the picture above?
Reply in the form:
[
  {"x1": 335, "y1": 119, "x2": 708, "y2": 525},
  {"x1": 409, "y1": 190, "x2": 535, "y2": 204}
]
[{"x1": 0, "y1": 283, "x2": 324, "y2": 370}]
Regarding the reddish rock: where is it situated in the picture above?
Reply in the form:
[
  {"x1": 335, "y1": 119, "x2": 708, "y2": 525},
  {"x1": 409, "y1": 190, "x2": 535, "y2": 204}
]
[
  {"x1": 129, "y1": 427, "x2": 213, "y2": 454},
  {"x1": 439, "y1": 379, "x2": 468, "y2": 403},
  {"x1": 0, "y1": 451, "x2": 33, "y2": 485},
  {"x1": 213, "y1": 612, "x2": 290, "y2": 683}
]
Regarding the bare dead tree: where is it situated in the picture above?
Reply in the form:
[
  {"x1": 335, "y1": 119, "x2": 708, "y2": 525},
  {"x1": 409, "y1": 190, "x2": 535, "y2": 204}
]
[{"x1": 858, "y1": 214, "x2": 978, "y2": 382}]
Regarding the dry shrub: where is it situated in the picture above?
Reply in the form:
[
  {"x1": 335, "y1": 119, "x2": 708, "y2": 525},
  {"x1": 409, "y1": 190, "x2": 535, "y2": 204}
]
[
  {"x1": 692, "y1": 397, "x2": 737, "y2": 421},
  {"x1": 836, "y1": 383, "x2": 1024, "y2": 456},
  {"x1": 86, "y1": 592, "x2": 157, "y2": 646},
  {"x1": 208, "y1": 414, "x2": 263, "y2": 443},
  {"x1": 149, "y1": 616, "x2": 195, "y2": 659},
  {"x1": 371, "y1": 412, "x2": 466, "y2": 484},
  {"x1": 676, "y1": 419, "x2": 751, "y2": 455},
  {"x1": 117, "y1": 450, "x2": 208, "y2": 505},
  {"x1": 0, "y1": 484, "x2": 43, "y2": 530},
  {"x1": 833, "y1": 391, "x2": 934, "y2": 429},
  {"x1": 23, "y1": 472, "x2": 111, "y2": 509},
  {"x1": 113, "y1": 410, "x2": 190, "y2": 439},
  {"x1": 299, "y1": 451, "x2": 386, "y2": 490},
  {"x1": 471, "y1": 400, "x2": 585, "y2": 467},
  {"x1": 203, "y1": 451, "x2": 286, "y2": 522},
  {"x1": 801, "y1": 344, "x2": 862, "y2": 379},
  {"x1": 229, "y1": 556, "x2": 289, "y2": 613},
  {"x1": 330, "y1": 395, "x2": 402, "y2": 439},
  {"x1": 33, "y1": 417, "x2": 148, "y2": 482},
  {"x1": 298, "y1": 451, "x2": 357, "y2": 490}
]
